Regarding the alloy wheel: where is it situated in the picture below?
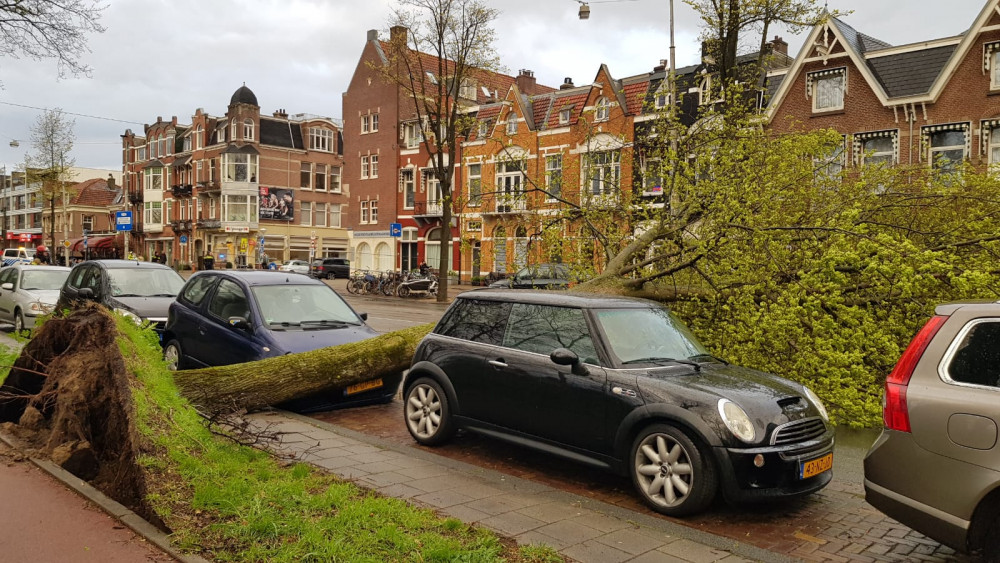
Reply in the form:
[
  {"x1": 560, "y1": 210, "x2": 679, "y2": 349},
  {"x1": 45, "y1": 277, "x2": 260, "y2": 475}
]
[
  {"x1": 634, "y1": 432, "x2": 694, "y2": 508},
  {"x1": 406, "y1": 383, "x2": 442, "y2": 438}
]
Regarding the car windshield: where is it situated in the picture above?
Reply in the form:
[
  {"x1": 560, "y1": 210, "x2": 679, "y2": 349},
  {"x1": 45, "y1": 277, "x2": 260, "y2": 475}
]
[
  {"x1": 21, "y1": 269, "x2": 69, "y2": 291},
  {"x1": 593, "y1": 307, "x2": 709, "y2": 365},
  {"x1": 252, "y1": 284, "x2": 360, "y2": 326},
  {"x1": 107, "y1": 267, "x2": 186, "y2": 297}
]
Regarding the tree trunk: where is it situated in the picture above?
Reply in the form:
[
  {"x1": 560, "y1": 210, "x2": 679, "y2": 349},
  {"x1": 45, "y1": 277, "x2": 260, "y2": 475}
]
[{"x1": 173, "y1": 323, "x2": 434, "y2": 411}]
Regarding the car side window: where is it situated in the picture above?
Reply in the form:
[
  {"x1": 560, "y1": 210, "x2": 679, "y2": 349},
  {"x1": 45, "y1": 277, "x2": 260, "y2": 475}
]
[
  {"x1": 81, "y1": 267, "x2": 101, "y2": 294},
  {"x1": 68, "y1": 266, "x2": 88, "y2": 289},
  {"x1": 947, "y1": 321, "x2": 1000, "y2": 387},
  {"x1": 503, "y1": 304, "x2": 599, "y2": 364},
  {"x1": 208, "y1": 279, "x2": 250, "y2": 322},
  {"x1": 436, "y1": 299, "x2": 511, "y2": 345},
  {"x1": 0, "y1": 268, "x2": 17, "y2": 287},
  {"x1": 180, "y1": 275, "x2": 217, "y2": 307}
]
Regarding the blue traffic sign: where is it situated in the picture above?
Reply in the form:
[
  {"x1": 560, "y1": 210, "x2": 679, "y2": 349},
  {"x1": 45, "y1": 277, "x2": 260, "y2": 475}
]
[
  {"x1": 179, "y1": 235, "x2": 188, "y2": 244},
  {"x1": 390, "y1": 222, "x2": 402, "y2": 237},
  {"x1": 115, "y1": 211, "x2": 133, "y2": 232}
]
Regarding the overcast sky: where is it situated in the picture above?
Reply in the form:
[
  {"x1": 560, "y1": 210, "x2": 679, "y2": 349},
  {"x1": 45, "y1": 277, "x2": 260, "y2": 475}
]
[{"x1": 0, "y1": 0, "x2": 989, "y2": 172}]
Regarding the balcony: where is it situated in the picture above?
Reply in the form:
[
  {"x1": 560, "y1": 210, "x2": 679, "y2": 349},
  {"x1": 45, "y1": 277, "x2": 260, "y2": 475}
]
[
  {"x1": 169, "y1": 220, "x2": 192, "y2": 232},
  {"x1": 411, "y1": 200, "x2": 444, "y2": 225},
  {"x1": 197, "y1": 218, "x2": 221, "y2": 229},
  {"x1": 197, "y1": 182, "x2": 221, "y2": 195},
  {"x1": 482, "y1": 195, "x2": 527, "y2": 215},
  {"x1": 127, "y1": 191, "x2": 143, "y2": 205},
  {"x1": 170, "y1": 184, "x2": 193, "y2": 197}
]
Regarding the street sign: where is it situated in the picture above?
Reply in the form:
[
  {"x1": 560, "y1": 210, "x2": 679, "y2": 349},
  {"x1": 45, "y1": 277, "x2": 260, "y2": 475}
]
[
  {"x1": 115, "y1": 211, "x2": 133, "y2": 232},
  {"x1": 390, "y1": 222, "x2": 402, "y2": 237},
  {"x1": 179, "y1": 235, "x2": 188, "y2": 244},
  {"x1": 62, "y1": 240, "x2": 70, "y2": 248}
]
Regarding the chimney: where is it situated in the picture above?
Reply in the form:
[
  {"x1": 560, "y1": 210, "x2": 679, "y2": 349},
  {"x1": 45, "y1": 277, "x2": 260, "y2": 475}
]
[
  {"x1": 390, "y1": 25, "x2": 407, "y2": 44},
  {"x1": 273, "y1": 108, "x2": 288, "y2": 118},
  {"x1": 560, "y1": 77, "x2": 575, "y2": 90},
  {"x1": 107, "y1": 174, "x2": 116, "y2": 189},
  {"x1": 654, "y1": 59, "x2": 667, "y2": 73},
  {"x1": 367, "y1": 29, "x2": 378, "y2": 42},
  {"x1": 770, "y1": 35, "x2": 788, "y2": 57},
  {"x1": 515, "y1": 69, "x2": 536, "y2": 94}
]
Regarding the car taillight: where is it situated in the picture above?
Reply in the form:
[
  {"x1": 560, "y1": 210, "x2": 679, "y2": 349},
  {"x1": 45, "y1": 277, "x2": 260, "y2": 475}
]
[{"x1": 884, "y1": 315, "x2": 947, "y2": 432}]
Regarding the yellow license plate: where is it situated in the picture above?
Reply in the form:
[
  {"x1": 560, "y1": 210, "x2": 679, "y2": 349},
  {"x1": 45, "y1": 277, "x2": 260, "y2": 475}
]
[
  {"x1": 345, "y1": 378, "x2": 383, "y2": 395},
  {"x1": 799, "y1": 453, "x2": 833, "y2": 479}
]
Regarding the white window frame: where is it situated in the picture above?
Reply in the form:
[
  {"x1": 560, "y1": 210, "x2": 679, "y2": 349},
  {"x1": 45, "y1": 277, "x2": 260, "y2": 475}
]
[
  {"x1": 371, "y1": 113, "x2": 379, "y2": 132},
  {"x1": 559, "y1": 109, "x2": 571, "y2": 125},
  {"x1": 243, "y1": 118, "x2": 254, "y2": 141},
  {"x1": 370, "y1": 200, "x2": 378, "y2": 223},
  {"x1": 506, "y1": 116, "x2": 518, "y2": 135},
  {"x1": 314, "y1": 163, "x2": 327, "y2": 191},
  {"x1": 467, "y1": 164, "x2": 481, "y2": 206},
  {"x1": 402, "y1": 169, "x2": 415, "y2": 209},
  {"x1": 809, "y1": 68, "x2": 846, "y2": 113},
  {"x1": 360, "y1": 200, "x2": 370, "y2": 224},
  {"x1": 361, "y1": 156, "x2": 370, "y2": 179},
  {"x1": 545, "y1": 154, "x2": 562, "y2": 200},
  {"x1": 993, "y1": 51, "x2": 1000, "y2": 90},
  {"x1": 330, "y1": 204, "x2": 342, "y2": 228},
  {"x1": 584, "y1": 150, "x2": 620, "y2": 196},
  {"x1": 403, "y1": 121, "x2": 423, "y2": 149},
  {"x1": 989, "y1": 125, "x2": 1000, "y2": 167},
  {"x1": 370, "y1": 154, "x2": 379, "y2": 178},
  {"x1": 144, "y1": 167, "x2": 163, "y2": 191},
  {"x1": 329, "y1": 166, "x2": 341, "y2": 193},
  {"x1": 195, "y1": 126, "x2": 203, "y2": 150},
  {"x1": 300, "y1": 201, "x2": 312, "y2": 226},
  {"x1": 595, "y1": 97, "x2": 610, "y2": 121},
  {"x1": 858, "y1": 132, "x2": 896, "y2": 167},
  {"x1": 361, "y1": 114, "x2": 370, "y2": 134},
  {"x1": 222, "y1": 153, "x2": 258, "y2": 183},
  {"x1": 309, "y1": 127, "x2": 333, "y2": 152},
  {"x1": 314, "y1": 202, "x2": 327, "y2": 227},
  {"x1": 927, "y1": 125, "x2": 968, "y2": 173}
]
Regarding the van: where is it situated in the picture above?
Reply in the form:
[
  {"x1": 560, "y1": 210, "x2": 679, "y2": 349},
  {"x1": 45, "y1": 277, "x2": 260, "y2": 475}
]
[{"x1": 2, "y1": 247, "x2": 35, "y2": 267}]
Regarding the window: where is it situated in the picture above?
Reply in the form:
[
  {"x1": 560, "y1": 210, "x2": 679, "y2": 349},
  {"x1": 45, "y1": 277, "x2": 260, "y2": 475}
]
[
  {"x1": 545, "y1": 155, "x2": 562, "y2": 199},
  {"x1": 82, "y1": 215, "x2": 94, "y2": 232},
  {"x1": 435, "y1": 299, "x2": 512, "y2": 345},
  {"x1": 815, "y1": 142, "x2": 845, "y2": 179},
  {"x1": 993, "y1": 51, "x2": 1000, "y2": 89},
  {"x1": 595, "y1": 97, "x2": 610, "y2": 121},
  {"x1": 810, "y1": 68, "x2": 846, "y2": 112},
  {"x1": 223, "y1": 153, "x2": 258, "y2": 182},
  {"x1": 196, "y1": 160, "x2": 202, "y2": 182},
  {"x1": 990, "y1": 125, "x2": 1000, "y2": 166},
  {"x1": 136, "y1": 146, "x2": 146, "y2": 161},
  {"x1": 925, "y1": 124, "x2": 968, "y2": 174},
  {"x1": 223, "y1": 194, "x2": 255, "y2": 222},
  {"x1": 423, "y1": 170, "x2": 442, "y2": 213},
  {"x1": 144, "y1": 167, "x2": 164, "y2": 191},
  {"x1": 858, "y1": 133, "x2": 895, "y2": 167},
  {"x1": 370, "y1": 200, "x2": 378, "y2": 223},
  {"x1": 314, "y1": 164, "x2": 327, "y2": 191},
  {"x1": 300, "y1": 201, "x2": 312, "y2": 226},
  {"x1": 300, "y1": 163, "x2": 311, "y2": 188},
  {"x1": 314, "y1": 202, "x2": 326, "y2": 227},
  {"x1": 216, "y1": 124, "x2": 226, "y2": 144},
  {"x1": 183, "y1": 135, "x2": 191, "y2": 152},
  {"x1": 478, "y1": 120, "x2": 490, "y2": 138},
  {"x1": 145, "y1": 201, "x2": 162, "y2": 225},
  {"x1": 559, "y1": 109, "x2": 571, "y2": 125},
  {"x1": 468, "y1": 164, "x2": 481, "y2": 206},
  {"x1": 360, "y1": 200, "x2": 370, "y2": 223},
  {"x1": 402, "y1": 169, "x2": 415, "y2": 209},
  {"x1": 362, "y1": 114, "x2": 370, "y2": 134},
  {"x1": 243, "y1": 118, "x2": 254, "y2": 141},
  {"x1": 506, "y1": 115, "x2": 518, "y2": 135},
  {"x1": 641, "y1": 159, "x2": 664, "y2": 195},
  {"x1": 209, "y1": 198, "x2": 217, "y2": 219},
  {"x1": 946, "y1": 320, "x2": 1000, "y2": 387},
  {"x1": 329, "y1": 166, "x2": 341, "y2": 192},
  {"x1": 404, "y1": 121, "x2": 423, "y2": 149},
  {"x1": 361, "y1": 156, "x2": 370, "y2": 179},
  {"x1": 504, "y1": 304, "x2": 599, "y2": 363},
  {"x1": 371, "y1": 113, "x2": 379, "y2": 132},
  {"x1": 459, "y1": 78, "x2": 477, "y2": 100},
  {"x1": 496, "y1": 159, "x2": 524, "y2": 212},
  {"x1": 585, "y1": 151, "x2": 620, "y2": 195},
  {"x1": 330, "y1": 204, "x2": 341, "y2": 228},
  {"x1": 655, "y1": 92, "x2": 672, "y2": 109},
  {"x1": 160, "y1": 136, "x2": 167, "y2": 157},
  {"x1": 208, "y1": 279, "x2": 250, "y2": 321},
  {"x1": 370, "y1": 154, "x2": 378, "y2": 178},
  {"x1": 210, "y1": 159, "x2": 217, "y2": 182},
  {"x1": 310, "y1": 127, "x2": 333, "y2": 151},
  {"x1": 195, "y1": 125, "x2": 203, "y2": 150},
  {"x1": 230, "y1": 119, "x2": 237, "y2": 140},
  {"x1": 467, "y1": 220, "x2": 482, "y2": 232}
]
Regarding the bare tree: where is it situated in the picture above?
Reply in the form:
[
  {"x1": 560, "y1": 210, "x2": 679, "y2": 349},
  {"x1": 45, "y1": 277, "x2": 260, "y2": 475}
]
[
  {"x1": 0, "y1": 0, "x2": 106, "y2": 79},
  {"x1": 23, "y1": 108, "x2": 75, "y2": 252},
  {"x1": 375, "y1": 0, "x2": 502, "y2": 302}
]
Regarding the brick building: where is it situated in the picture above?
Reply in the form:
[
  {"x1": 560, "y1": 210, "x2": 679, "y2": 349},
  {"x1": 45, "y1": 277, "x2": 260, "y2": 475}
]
[
  {"x1": 767, "y1": 1, "x2": 1000, "y2": 171},
  {"x1": 122, "y1": 86, "x2": 348, "y2": 268}
]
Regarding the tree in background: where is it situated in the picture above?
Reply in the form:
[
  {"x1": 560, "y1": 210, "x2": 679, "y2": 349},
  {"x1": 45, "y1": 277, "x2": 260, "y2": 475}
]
[
  {"x1": 23, "y1": 108, "x2": 75, "y2": 252},
  {"x1": 0, "y1": 0, "x2": 106, "y2": 79},
  {"x1": 375, "y1": 0, "x2": 502, "y2": 302}
]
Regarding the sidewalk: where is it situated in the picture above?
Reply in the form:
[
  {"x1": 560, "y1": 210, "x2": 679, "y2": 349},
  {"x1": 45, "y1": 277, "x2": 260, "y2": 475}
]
[{"x1": 249, "y1": 409, "x2": 798, "y2": 563}]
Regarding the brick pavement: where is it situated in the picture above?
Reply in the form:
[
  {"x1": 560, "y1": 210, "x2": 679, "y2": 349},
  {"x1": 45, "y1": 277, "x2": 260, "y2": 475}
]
[{"x1": 247, "y1": 409, "x2": 794, "y2": 563}]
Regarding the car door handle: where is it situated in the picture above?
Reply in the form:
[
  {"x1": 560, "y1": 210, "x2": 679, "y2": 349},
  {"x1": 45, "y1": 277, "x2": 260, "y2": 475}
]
[{"x1": 488, "y1": 359, "x2": 508, "y2": 368}]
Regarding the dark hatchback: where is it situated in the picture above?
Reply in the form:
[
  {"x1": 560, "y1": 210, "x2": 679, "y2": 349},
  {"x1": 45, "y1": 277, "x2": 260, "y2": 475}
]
[
  {"x1": 163, "y1": 270, "x2": 398, "y2": 409},
  {"x1": 403, "y1": 290, "x2": 834, "y2": 516},
  {"x1": 312, "y1": 257, "x2": 351, "y2": 279},
  {"x1": 488, "y1": 263, "x2": 571, "y2": 289},
  {"x1": 57, "y1": 260, "x2": 186, "y2": 334}
]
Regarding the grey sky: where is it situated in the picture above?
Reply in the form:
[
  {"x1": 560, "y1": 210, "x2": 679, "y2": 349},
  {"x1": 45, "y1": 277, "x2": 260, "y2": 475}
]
[{"x1": 0, "y1": 0, "x2": 988, "y2": 172}]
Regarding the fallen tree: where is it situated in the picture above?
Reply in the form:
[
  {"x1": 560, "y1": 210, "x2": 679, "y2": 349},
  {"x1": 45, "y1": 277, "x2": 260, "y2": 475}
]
[{"x1": 172, "y1": 322, "x2": 434, "y2": 412}]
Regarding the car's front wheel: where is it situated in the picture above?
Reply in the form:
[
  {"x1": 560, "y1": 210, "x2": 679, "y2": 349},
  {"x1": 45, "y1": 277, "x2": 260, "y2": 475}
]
[
  {"x1": 629, "y1": 423, "x2": 717, "y2": 516},
  {"x1": 13, "y1": 309, "x2": 27, "y2": 336},
  {"x1": 163, "y1": 340, "x2": 184, "y2": 371},
  {"x1": 404, "y1": 378, "x2": 454, "y2": 446}
]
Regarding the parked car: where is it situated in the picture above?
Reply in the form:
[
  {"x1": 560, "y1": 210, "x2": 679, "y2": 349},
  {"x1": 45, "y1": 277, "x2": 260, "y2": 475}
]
[
  {"x1": 0, "y1": 264, "x2": 71, "y2": 333},
  {"x1": 312, "y1": 257, "x2": 350, "y2": 279},
  {"x1": 162, "y1": 270, "x2": 396, "y2": 410},
  {"x1": 57, "y1": 260, "x2": 186, "y2": 336},
  {"x1": 279, "y1": 260, "x2": 311, "y2": 275},
  {"x1": 488, "y1": 263, "x2": 572, "y2": 289},
  {"x1": 864, "y1": 302, "x2": 1000, "y2": 559},
  {"x1": 1, "y1": 247, "x2": 35, "y2": 267},
  {"x1": 403, "y1": 289, "x2": 834, "y2": 516}
]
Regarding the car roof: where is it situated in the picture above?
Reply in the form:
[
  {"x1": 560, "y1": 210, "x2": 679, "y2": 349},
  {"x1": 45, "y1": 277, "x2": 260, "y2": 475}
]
[
  {"x1": 79, "y1": 259, "x2": 174, "y2": 270},
  {"x1": 190, "y1": 270, "x2": 325, "y2": 287},
  {"x1": 5, "y1": 264, "x2": 70, "y2": 271},
  {"x1": 455, "y1": 288, "x2": 662, "y2": 309},
  {"x1": 934, "y1": 300, "x2": 1000, "y2": 316}
]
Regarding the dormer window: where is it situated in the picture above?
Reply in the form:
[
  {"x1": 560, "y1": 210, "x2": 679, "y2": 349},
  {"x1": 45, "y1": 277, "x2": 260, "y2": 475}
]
[
  {"x1": 595, "y1": 97, "x2": 610, "y2": 121},
  {"x1": 243, "y1": 118, "x2": 254, "y2": 141},
  {"x1": 984, "y1": 42, "x2": 1000, "y2": 89},
  {"x1": 655, "y1": 91, "x2": 672, "y2": 109},
  {"x1": 506, "y1": 116, "x2": 518, "y2": 135},
  {"x1": 478, "y1": 119, "x2": 491, "y2": 138},
  {"x1": 459, "y1": 78, "x2": 477, "y2": 100},
  {"x1": 310, "y1": 127, "x2": 333, "y2": 152},
  {"x1": 807, "y1": 68, "x2": 846, "y2": 113},
  {"x1": 559, "y1": 108, "x2": 571, "y2": 125}
]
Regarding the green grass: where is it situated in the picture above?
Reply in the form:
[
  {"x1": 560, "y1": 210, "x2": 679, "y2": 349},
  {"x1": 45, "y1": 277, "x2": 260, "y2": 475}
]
[
  {"x1": 114, "y1": 316, "x2": 562, "y2": 562},
  {"x1": 0, "y1": 344, "x2": 18, "y2": 386}
]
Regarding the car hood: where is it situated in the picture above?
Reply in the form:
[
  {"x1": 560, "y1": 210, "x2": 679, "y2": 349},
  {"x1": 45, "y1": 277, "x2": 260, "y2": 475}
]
[
  {"x1": 109, "y1": 296, "x2": 176, "y2": 319},
  {"x1": 268, "y1": 324, "x2": 379, "y2": 354},
  {"x1": 636, "y1": 362, "x2": 818, "y2": 423},
  {"x1": 22, "y1": 289, "x2": 61, "y2": 305}
]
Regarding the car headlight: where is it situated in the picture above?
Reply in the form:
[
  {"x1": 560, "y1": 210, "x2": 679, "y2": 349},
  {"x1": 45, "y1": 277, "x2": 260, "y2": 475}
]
[
  {"x1": 802, "y1": 386, "x2": 830, "y2": 422},
  {"x1": 718, "y1": 399, "x2": 756, "y2": 443},
  {"x1": 113, "y1": 308, "x2": 143, "y2": 326},
  {"x1": 28, "y1": 301, "x2": 54, "y2": 314}
]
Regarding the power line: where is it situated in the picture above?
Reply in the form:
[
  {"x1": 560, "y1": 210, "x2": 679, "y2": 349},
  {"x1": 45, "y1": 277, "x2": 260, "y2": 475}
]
[{"x1": 0, "y1": 100, "x2": 144, "y2": 126}]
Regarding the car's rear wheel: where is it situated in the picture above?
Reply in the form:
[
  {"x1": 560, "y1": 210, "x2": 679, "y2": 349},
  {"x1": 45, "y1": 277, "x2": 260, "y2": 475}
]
[
  {"x1": 404, "y1": 378, "x2": 454, "y2": 446},
  {"x1": 983, "y1": 514, "x2": 1000, "y2": 562},
  {"x1": 629, "y1": 423, "x2": 716, "y2": 516},
  {"x1": 163, "y1": 340, "x2": 184, "y2": 371}
]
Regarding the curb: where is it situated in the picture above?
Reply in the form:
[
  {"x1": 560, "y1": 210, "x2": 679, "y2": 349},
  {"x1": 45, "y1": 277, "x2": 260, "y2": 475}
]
[
  {"x1": 0, "y1": 431, "x2": 210, "y2": 563},
  {"x1": 278, "y1": 409, "x2": 801, "y2": 563}
]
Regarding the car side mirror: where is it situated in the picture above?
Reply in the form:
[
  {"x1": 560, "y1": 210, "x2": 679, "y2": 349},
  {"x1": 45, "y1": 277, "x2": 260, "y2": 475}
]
[
  {"x1": 228, "y1": 317, "x2": 250, "y2": 331},
  {"x1": 0, "y1": 282, "x2": 11, "y2": 291},
  {"x1": 78, "y1": 287, "x2": 95, "y2": 299},
  {"x1": 551, "y1": 347, "x2": 588, "y2": 376},
  {"x1": 358, "y1": 312, "x2": 368, "y2": 321}
]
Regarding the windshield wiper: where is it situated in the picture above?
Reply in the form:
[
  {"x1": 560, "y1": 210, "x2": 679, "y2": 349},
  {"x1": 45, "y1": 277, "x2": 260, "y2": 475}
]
[
  {"x1": 688, "y1": 353, "x2": 729, "y2": 365},
  {"x1": 622, "y1": 357, "x2": 701, "y2": 371},
  {"x1": 268, "y1": 321, "x2": 302, "y2": 327},
  {"x1": 300, "y1": 319, "x2": 358, "y2": 328}
]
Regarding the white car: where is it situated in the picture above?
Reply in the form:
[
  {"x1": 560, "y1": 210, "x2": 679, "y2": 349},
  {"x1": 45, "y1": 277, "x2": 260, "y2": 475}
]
[
  {"x1": 279, "y1": 260, "x2": 310, "y2": 275},
  {"x1": 0, "y1": 264, "x2": 71, "y2": 333}
]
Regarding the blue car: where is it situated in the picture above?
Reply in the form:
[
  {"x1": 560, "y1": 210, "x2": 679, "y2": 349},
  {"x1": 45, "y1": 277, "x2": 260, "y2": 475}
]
[{"x1": 163, "y1": 270, "x2": 398, "y2": 409}]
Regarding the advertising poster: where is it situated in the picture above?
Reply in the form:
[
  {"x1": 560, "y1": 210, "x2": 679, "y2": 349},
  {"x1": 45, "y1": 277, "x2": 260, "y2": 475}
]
[{"x1": 259, "y1": 187, "x2": 294, "y2": 221}]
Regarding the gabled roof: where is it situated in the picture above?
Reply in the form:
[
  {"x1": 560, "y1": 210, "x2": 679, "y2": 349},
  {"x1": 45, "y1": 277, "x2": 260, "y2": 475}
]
[
  {"x1": 524, "y1": 86, "x2": 591, "y2": 130},
  {"x1": 866, "y1": 44, "x2": 958, "y2": 97},
  {"x1": 830, "y1": 18, "x2": 892, "y2": 55},
  {"x1": 69, "y1": 178, "x2": 122, "y2": 207}
]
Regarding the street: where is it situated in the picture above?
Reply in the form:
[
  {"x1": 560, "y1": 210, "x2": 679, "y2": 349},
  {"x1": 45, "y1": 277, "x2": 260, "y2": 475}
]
[{"x1": 330, "y1": 281, "x2": 970, "y2": 563}]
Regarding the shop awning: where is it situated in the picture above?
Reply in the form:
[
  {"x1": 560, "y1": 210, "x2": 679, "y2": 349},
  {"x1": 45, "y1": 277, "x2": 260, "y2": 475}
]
[{"x1": 69, "y1": 235, "x2": 117, "y2": 253}]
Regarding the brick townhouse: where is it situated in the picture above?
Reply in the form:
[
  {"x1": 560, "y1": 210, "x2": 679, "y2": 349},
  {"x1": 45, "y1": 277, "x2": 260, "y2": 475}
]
[
  {"x1": 122, "y1": 86, "x2": 348, "y2": 268},
  {"x1": 767, "y1": 0, "x2": 1000, "y2": 172}
]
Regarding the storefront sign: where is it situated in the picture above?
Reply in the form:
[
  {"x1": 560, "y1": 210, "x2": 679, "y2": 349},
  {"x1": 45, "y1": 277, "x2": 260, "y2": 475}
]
[{"x1": 224, "y1": 225, "x2": 250, "y2": 233}]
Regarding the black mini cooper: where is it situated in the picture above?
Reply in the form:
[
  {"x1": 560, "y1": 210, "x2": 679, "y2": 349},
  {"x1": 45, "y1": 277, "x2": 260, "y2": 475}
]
[{"x1": 403, "y1": 290, "x2": 834, "y2": 516}]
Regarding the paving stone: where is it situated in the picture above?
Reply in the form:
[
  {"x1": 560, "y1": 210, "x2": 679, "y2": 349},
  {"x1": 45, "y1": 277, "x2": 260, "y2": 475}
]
[
  {"x1": 479, "y1": 511, "x2": 546, "y2": 536},
  {"x1": 659, "y1": 538, "x2": 730, "y2": 563},
  {"x1": 374, "y1": 483, "x2": 425, "y2": 500},
  {"x1": 630, "y1": 551, "x2": 690, "y2": 563},
  {"x1": 346, "y1": 451, "x2": 405, "y2": 465},
  {"x1": 630, "y1": 525, "x2": 680, "y2": 545},
  {"x1": 444, "y1": 483, "x2": 506, "y2": 502},
  {"x1": 473, "y1": 493, "x2": 544, "y2": 515},
  {"x1": 328, "y1": 466, "x2": 370, "y2": 479},
  {"x1": 357, "y1": 470, "x2": 410, "y2": 488},
  {"x1": 568, "y1": 511, "x2": 630, "y2": 534},
  {"x1": 408, "y1": 474, "x2": 462, "y2": 493},
  {"x1": 341, "y1": 443, "x2": 383, "y2": 455},
  {"x1": 311, "y1": 455, "x2": 360, "y2": 471},
  {"x1": 415, "y1": 488, "x2": 476, "y2": 509},
  {"x1": 516, "y1": 529, "x2": 574, "y2": 550},
  {"x1": 534, "y1": 519, "x2": 604, "y2": 545},
  {"x1": 593, "y1": 527, "x2": 669, "y2": 556},
  {"x1": 717, "y1": 556, "x2": 754, "y2": 563},
  {"x1": 561, "y1": 539, "x2": 634, "y2": 563},
  {"x1": 396, "y1": 463, "x2": 449, "y2": 480},
  {"x1": 516, "y1": 501, "x2": 584, "y2": 524},
  {"x1": 439, "y1": 503, "x2": 491, "y2": 524}
]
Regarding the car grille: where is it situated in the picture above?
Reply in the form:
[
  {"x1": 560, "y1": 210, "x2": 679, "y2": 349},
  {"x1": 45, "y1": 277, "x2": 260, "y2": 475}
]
[{"x1": 771, "y1": 417, "x2": 827, "y2": 446}]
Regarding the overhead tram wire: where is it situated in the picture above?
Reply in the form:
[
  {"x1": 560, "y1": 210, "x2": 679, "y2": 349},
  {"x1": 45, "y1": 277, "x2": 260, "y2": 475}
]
[{"x1": 0, "y1": 101, "x2": 144, "y2": 126}]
